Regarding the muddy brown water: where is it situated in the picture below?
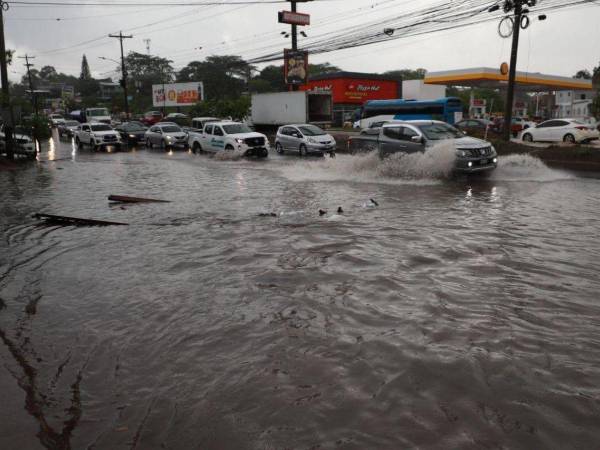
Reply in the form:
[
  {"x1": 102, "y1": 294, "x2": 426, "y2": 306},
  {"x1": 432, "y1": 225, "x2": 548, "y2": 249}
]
[{"x1": 1, "y1": 131, "x2": 600, "y2": 449}]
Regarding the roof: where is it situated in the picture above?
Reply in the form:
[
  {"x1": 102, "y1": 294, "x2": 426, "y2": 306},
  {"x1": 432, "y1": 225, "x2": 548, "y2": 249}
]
[
  {"x1": 424, "y1": 67, "x2": 593, "y2": 91},
  {"x1": 382, "y1": 120, "x2": 445, "y2": 127},
  {"x1": 308, "y1": 71, "x2": 401, "y2": 82}
]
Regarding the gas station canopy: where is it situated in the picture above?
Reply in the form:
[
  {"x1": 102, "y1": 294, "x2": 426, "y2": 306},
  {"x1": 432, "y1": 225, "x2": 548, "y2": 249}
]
[{"x1": 424, "y1": 67, "x2": 593, "y2": 92}]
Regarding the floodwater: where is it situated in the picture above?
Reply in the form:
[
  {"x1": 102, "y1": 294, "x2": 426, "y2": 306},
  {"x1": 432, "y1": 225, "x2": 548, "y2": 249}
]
[{"x1": 1, "y1": 132, "x2": 600, "y2": 449}]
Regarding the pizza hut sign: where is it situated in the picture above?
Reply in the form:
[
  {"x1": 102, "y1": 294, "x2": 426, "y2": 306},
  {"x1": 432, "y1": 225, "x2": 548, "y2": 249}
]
[{"x1": 349, "y1": 83, "x2": 382, "y2": 92}]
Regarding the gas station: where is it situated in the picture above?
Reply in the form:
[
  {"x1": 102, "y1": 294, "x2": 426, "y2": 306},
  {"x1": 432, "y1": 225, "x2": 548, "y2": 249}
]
[{"x1": 423, "y1": 67, "x2": 594, "y2": 118}]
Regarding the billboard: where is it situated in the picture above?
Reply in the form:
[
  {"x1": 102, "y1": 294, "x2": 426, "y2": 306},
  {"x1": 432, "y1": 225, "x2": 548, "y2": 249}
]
[
  {"x1": 284, "y1": 49, "x2": 308, "y2": 85},
  {"x1": 152, "y1": 82, "x2": 204, "y2": 107}
]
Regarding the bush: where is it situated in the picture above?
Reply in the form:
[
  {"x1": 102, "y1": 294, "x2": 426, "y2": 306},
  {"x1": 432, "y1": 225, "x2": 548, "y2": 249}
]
[{"x1": 20, "y1": 115, "x2": 52, "y2": 140}]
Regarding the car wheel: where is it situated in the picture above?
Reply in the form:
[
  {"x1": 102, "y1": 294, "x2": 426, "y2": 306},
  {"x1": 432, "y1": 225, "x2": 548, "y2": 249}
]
[
  {"x1": 260, "y1": 148, "x2": 268, "y2": 158},
  {"x1": 75, "y1": 137, "x2": 83, "y2": 149},
  {"x1": 299, "y1": 144, "x2": 307, "y2": 157},
  {"x1": 275, "y1": 142, "x2": 283, "y2": 154},
  {"x1": 146, "y1": 138, "x2": 153, "y2": 148},
  {"x1": 563, "y1": 133, "x2": 576, "y2": 144},
  {"x1": 225, "y1": 145, "x2": 234, "y2": 151},
  {"x1": 193, "y1": 142, "x2": 202, "y2": 154},
  {"x1": 522, "y1": 133, "x2": 533, "y2": 142}
]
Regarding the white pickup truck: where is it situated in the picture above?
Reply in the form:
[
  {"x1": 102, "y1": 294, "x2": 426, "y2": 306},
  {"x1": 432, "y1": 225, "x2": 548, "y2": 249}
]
[
  {"x1": 188, "y1": 121, "x2": 269, "y2": 157},
  {"x1": 74, "y1": 123, "x2": 122, "y2": 151}
]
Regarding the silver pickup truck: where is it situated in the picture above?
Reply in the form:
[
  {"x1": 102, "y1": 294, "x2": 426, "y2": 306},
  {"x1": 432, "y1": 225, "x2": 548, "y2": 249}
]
[{"x1": 349, "y1": 120, "x2": 498, "y2": 174}]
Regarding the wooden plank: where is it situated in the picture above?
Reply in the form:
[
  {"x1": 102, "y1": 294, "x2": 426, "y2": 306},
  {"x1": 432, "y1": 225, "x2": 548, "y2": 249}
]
[
  {"x1": 34, "y1": 213, "x2": 128, "y2": 226},
  {"x1": 108, "y1": 195, "x2": 171, "y2": 203}
]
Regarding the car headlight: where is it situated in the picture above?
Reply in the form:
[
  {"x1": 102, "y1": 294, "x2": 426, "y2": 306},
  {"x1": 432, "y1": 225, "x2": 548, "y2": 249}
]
[
  {"x1": 307, "y1": 137, "x2": 317, "y2": 144},
  {"x1": 490, "y1": 145, "x2": 496, "y2": 155},
  {"x1": 129, "y1": 134, "x2": 136, "y2": 138},
  {"x1": 165, "y1": 135, "x2": 173, "y2": 141},
  {"x1": 456, "y1": 150, "x2": 467, "y2": 157},
  {"x1": 235, "y1": 138, "x2": 244, "y2": 144}
]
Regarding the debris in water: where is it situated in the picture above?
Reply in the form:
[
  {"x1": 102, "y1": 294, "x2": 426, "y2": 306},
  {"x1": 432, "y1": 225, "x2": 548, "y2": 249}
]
[
  {"x1": 337, "y1": 206, "x2": 344, "y2": 214},
  {"x1": 319, "y1": 209, "x2": 327, "y2": 216},
  {"x1": 258, "y1": 212, "x2": 277, "y2": 217},
  {"x1": 363, "y1": 198, "x2": 379, "y2": 208},
  {"x1": 34, "y1": 213, "x2": 128, "y2": 226},
  {"x1": 108, "y1": 194, "x2": 170, "y2": 203}
]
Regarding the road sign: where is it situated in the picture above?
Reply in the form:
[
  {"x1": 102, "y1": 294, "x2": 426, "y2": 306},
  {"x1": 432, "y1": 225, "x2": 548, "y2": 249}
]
[{"x1": 278, "y1": 10, "x2": 310, "y2": 26}]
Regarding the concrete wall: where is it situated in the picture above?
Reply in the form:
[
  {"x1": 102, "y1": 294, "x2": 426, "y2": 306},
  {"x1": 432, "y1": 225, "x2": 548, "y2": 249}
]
[{"x1": 402, "y1": 80, "x2": 446, "y2": 100}]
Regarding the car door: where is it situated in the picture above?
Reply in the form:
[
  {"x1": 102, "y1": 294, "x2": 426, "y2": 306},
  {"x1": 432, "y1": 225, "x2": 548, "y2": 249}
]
[
  {"x1": 212, "y1": 126, "x2": 226, "y2": 151},
  {"x1": 379, "y1": 126, "x2": 405, "y2": 157},
  {"x1": 550, "y1": 120, "x2": 570, "y2": 141},
  {"x1": 81, "y1": 125, "x2": 91, "y2": 143},
  {"x1": 279, "y1": 127, "x2": 292, "y2": 150},
  {"x1": 203, "y1": 124, "x2": 213, "y2": 151},
  {"x1": 288, "y1": 127, "x2": 303, "y2": 153},
  {"x1": 399, "y1": 126, "x2": 425, "y2": 153},
  {"x1": 534, "y1": 120, "x2": 557, "y2": 141}
]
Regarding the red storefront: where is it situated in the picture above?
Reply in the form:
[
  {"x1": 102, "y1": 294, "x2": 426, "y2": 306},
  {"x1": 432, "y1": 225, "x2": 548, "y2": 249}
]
[{"x1": 300, "y1": 72, "x2": 402, "y2": 125}]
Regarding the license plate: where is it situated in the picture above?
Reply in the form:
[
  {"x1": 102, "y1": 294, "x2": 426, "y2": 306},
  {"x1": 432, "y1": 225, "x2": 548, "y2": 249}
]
[{"x1": 479, "y1": 159, "x2": 488, "y2": 165}]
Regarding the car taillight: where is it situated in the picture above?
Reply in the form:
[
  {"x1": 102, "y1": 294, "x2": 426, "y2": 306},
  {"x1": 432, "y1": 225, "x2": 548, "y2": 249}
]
[{"x1": 575, "y1": 126, "x2": 588, "y2": 130}]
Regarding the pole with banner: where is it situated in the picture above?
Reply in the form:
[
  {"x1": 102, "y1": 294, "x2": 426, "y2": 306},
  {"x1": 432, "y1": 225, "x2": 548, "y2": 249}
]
[{"x1": 280, "y1": 0, "x2": 312, "y2": 90}]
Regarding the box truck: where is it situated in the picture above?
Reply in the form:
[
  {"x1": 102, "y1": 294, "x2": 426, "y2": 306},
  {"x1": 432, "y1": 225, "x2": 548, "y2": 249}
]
[{"x1": 250, "y1": 91, "x2": 333, "y2": 127}]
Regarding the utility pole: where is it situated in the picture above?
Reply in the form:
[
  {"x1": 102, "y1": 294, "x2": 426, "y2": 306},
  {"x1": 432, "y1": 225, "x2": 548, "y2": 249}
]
[
  {"x1": 19, "y1": 54, "x2": 37, "y2": 117},
  {"x1": 109, "y1": 31, "x2": 132, "y2": 119},
  {"x1": 143, "y1": 38, "x2": 151, "y2": 55},
  {"x1": 290, "y1": 1, "x2": 298, "y2": 91},
  {"x1": 494, "y1": 0, "x2": 544, "y2": 141},
  {"x1": 0, "y1": 0, "x2": 14, "y2": 160}
]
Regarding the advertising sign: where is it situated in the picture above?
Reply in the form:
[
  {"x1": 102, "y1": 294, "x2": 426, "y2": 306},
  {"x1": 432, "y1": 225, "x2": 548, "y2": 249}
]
[
  {"x1": 301, "y1": 78, "x2": 400, "y2": 104},
  {"x1": 152, "y1": 82, "x2": 204, "y2": 107},
  {"x1": 278, "y1": 10, "x2": 310, "y2": 25},
  {"x1": 284, "y1": 49, "x2": 308, "y2": 85}
]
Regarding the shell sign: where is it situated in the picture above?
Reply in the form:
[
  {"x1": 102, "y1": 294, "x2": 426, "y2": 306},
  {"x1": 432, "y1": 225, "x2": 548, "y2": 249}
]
[{"x1": 152, "y1": 82, "x2": 204, "y2": 107}]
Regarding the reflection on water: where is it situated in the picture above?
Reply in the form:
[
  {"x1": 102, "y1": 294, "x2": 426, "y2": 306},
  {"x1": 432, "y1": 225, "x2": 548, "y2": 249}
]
[{"x1": 1, "y1": 131, "x2": 600, "y2": 449}]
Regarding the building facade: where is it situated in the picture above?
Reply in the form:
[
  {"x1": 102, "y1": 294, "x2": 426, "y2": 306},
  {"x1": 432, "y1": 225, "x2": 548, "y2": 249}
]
[{"x1": 555, "y1": 90, "x2": 594, "y2": 118}]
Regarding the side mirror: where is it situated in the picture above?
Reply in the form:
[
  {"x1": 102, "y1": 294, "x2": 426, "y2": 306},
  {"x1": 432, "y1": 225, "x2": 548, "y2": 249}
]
[{"x1": 411, "y1": 135, "x2": 423, "y2": 143}]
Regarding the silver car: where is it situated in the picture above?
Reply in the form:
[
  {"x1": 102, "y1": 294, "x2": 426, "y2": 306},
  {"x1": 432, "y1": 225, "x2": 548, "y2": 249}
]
[
  {"x1": 275, "y1": 124, "x2": 336, "y2": 156},
  {"x1": 145, "y1": 123, "x2": 189, "y2": 150}
]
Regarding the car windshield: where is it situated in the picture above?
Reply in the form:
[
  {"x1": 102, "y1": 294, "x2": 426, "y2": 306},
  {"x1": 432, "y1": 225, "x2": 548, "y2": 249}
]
[
  {"x1": 298, "y1": 125, "x2": 326, "y2": 136},
  {"x1": 90, "y1": 124, "x2": 112, "y2": 132},
  {"x1": 418, "y1": 123, "x2": 463, "y2": 140},
  {"x1": 13, "y1": 126, "x2": 31, "y2": 136},
  {"x1": 88, "y1": 109, "x2": 109, "y2": 117},
  {"x1": 223, "y1": 124, "x2": 252, "y2": 134},
  {"x1": 51, "y1": 114, "x2": 63, "y2": 119},
  {"x1": 65, "y1": 121, "x2": 79, "y2": 126},
  {"x1": 161, "y1": 126, "x2": 181, "y2": 133},
  {"x1": 125, "y1": 123, "x2": 146, "y2": 131}
]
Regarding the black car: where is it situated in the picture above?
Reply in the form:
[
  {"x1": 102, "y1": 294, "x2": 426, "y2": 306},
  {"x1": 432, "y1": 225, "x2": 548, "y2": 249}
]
[{"x1": 115, "y1": 121, "x2": 148, "y2": 146}]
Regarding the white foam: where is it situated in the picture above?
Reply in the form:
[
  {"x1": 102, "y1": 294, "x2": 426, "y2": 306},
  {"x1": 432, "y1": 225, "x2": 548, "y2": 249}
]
[
  {"x1": 276, "y1": 141, "x2": 457, "y2": 185},
  {"x1": 213, "y1": 148, "x2": 245, "y2": 161},
  {"x1": 491, "y1": 154, "x2": 575, "y2": 182}
]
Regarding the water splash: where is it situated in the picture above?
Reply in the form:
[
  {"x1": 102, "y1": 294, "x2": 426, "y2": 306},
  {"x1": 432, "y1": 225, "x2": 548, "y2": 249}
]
[
  {"x1": 491, "y1": 154, "x2": 574, "y2": 182},
  {"x1": 277, "y1": 141, "x2": 457, "y2": 185},
  {"x1": 213, "y1": 149, "x2": 245, "y2": 161}
]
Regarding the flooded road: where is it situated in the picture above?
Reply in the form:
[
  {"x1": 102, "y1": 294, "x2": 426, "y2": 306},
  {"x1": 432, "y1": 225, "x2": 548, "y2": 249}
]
[{"x1": 1, "y1": 131, "x2": 600, "y2": 449}]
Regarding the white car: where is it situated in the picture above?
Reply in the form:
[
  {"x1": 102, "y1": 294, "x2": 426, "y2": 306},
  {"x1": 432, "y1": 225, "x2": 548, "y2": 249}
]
[
  {"x1": 0, "y1": 125, "x2": 36, "y2": 158},
  {"x1": 145, "y1": 123, "x2": 189, "y2": 150},
  {"x1": 75, "y1": 123, "x2": 122, "y2": 151},
  {"x1": 521, "y1": 119, "x2": 600, "y2": 144},
  {"x1": 189, "y1": 121, "x2": 269, "y2": 157},
  {"x1": 275, "y1": 124, "x2": 336, "y2": 156},
  {"x1": 49, "y1": 113, "x2": 65, "y2": 127}
]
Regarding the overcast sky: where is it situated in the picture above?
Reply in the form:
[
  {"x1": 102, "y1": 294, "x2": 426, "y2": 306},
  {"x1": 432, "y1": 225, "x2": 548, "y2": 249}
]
[{"x1": 5, "y1": 0, "x2": 600, "y2": 83}]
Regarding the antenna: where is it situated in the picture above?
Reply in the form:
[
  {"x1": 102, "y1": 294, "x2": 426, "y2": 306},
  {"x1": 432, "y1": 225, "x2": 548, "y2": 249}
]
[{"x1": 143, "y1": 38, "x2": 151, "y2": 54}]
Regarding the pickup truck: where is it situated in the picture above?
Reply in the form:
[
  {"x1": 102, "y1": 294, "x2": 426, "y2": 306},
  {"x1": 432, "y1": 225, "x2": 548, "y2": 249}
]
[
  {"x1": 188, "y1": 121, "x2": 269, "y2": 157},
  {"x1": 348, "y1": 120, "x2": 497, "y2": 174},
  {"x1": 74, "y1": 123, "x2": 122, "y2": 151}
]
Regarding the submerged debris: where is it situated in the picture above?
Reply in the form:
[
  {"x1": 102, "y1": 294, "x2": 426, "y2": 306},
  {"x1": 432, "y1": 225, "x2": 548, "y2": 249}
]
[
  {"x1": 108, "y1": 194, "x2": 170, "y2": 203},
  {"x1": 34, "y1": 213, "x2": 128, "y2": 227}
]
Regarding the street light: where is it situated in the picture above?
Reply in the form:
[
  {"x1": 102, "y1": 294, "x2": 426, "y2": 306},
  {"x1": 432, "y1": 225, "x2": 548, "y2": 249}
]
[{"x1": 98, "y1": 56, "x2": 120, "y2": 65}]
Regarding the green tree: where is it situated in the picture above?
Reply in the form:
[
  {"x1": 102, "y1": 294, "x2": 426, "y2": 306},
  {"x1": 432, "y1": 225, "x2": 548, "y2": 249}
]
[
  {"x1": 80, "y1": 55, "x2": 92, "y2": 80},
  {"x1": 252, "y1": 65, "x2": 286, "y2": 92},
  {"x1": 573, "y1": 69, "x2": 592, "y2": 79},
  {"x1": 40, "y1": 65, "x2": 58, "y2": 81},
  {"x1": 124, "y1": 52, "x2": 174, "y2": 111},
  {"x1": 308, "y1": 62, "x2": 341, "y2": 77},
  {"x1": 384, "y1": 68, "x2": 427, "y2": 80},
  {"x1": 177, "y1": 55, "x2": 254, "y2": 101}
]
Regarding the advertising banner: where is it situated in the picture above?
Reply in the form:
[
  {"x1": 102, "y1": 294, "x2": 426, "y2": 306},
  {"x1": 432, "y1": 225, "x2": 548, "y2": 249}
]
[
  {"x1": 152, "y1": 82, "x2": 204, "y2": 107},
  {"x1": 301, "y1": 78, "x2": 400, "y2": 104},
  {"x1": 284, "y1": 50, "x2": 308, "y2": 85}
]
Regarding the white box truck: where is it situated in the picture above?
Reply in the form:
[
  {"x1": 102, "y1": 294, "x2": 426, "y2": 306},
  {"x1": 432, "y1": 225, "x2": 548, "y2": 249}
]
[{"x1": 251, "y1": 91, "x2": 333, "y2": 126}]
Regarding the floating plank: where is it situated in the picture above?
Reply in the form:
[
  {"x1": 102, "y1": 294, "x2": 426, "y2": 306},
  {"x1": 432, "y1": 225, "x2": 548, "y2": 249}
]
[
  {"x1": 34, "y1": 213, "x2": 128, "y2": 226},
  {"x1": 108, "y1": 195, "x2": 171, "y2": 203}
]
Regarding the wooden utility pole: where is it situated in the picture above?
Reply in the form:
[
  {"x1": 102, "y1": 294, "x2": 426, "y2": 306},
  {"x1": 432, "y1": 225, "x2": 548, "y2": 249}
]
[
  {"x1": 502, "y1": 0, "x2": 524, "y2": 141},
  {"x1": 19, "y1": 54, "x2": 37, "y2": 116},
  {"x1": 109, "y1": 31, "x2": 132, "y2": 119},
  {"x1": 0, "y1": 0, "x2": 14, "y2": 160}
]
